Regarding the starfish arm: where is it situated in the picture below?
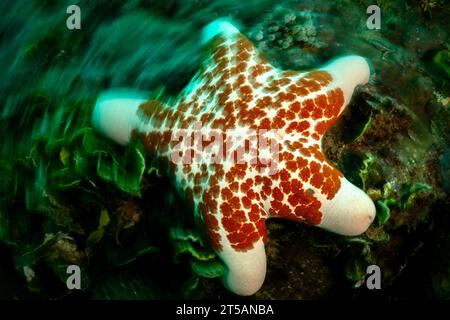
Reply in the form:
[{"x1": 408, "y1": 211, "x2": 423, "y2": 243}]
[
  {"x1": 266, "y1": 161, "x2": 375, "y2": 235},
  {"x1": 196, "y1": 161, "x2": 269, "y2": 294},
  {"x1": 92, "y1": 89, "x2": 150, "y2": 145},
  {"x1": 178, "y1": 20, "x2": 275, "y2": 122},
  {"x1": 252, "y1": 56, "x2": 369, "y2": 142},
  {"x1": 218, "y1": 238, "x2": 267, "y2": 296},
  {"x1": 200, "y1": 20, "x2": 264, "y2": 77},
  {"x1": 201, "y1": 18, "x2": 241, "y2": 45},
  {"x1": 316, "y1": 178, "x2": 376, "y2": 235},
  {"x1": 321, "y1": 55, "x2": 370, "y2": 107}
]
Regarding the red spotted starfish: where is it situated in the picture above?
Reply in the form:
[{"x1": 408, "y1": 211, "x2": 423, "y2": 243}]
[{"x1": 92, "y1": 19, "x2": 376, "y2": 296}]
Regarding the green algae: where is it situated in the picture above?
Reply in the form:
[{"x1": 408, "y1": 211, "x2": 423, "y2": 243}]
[{"x1": 434, "y1": 50, "x2": 450, "y2": 79}]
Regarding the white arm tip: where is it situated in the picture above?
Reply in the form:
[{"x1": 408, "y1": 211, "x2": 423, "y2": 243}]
[{"x1": 201, "y1": 18, "x2": 241, "y2": 44}]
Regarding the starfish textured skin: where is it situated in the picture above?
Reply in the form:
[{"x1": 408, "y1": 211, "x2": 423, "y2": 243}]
[{"x1": 92, "y1": 19, "x2": 376, "y2": 296}]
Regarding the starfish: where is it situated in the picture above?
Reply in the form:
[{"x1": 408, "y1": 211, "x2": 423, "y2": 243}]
[{"x1": 92, "y1": 19, "x2": 376, "y2": 296}]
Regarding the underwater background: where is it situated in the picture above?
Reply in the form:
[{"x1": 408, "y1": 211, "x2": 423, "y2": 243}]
[{"x1": 0, "y1": 0, "x2": 449, "y2": 300}]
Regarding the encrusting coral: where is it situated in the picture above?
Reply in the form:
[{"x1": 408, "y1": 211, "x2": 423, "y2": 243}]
[{"x1": 92, "y1": 19, "x2": 375, "y2": 295}]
